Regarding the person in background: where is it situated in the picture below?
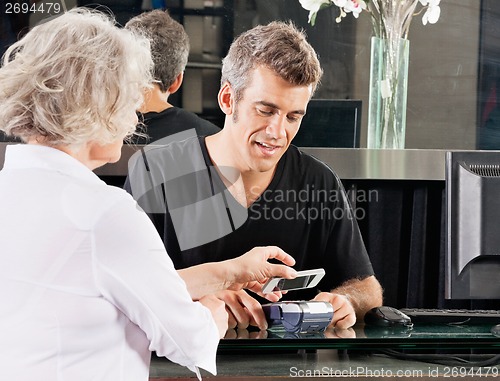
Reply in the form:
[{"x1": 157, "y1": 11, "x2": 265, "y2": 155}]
[
  {"x1": 125, "y1": 9, "x2": 220, "y2": 144},
  {"x1": 0, "y1": 9, "x2": 297, "y2": 380},
  {"x1": 125, "y1": 21, "x2": 383, "y2": 331}
]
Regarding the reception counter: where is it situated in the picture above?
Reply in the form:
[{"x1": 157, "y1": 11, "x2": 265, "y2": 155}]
[
  {"x1": 149, "y1": 323, "x2": 500, "y2": 380},
  {"x1": 0, "y1": 142, "x2": 450, "y2": 181},
  {"x1": 92, "y1": 146, "x2": 449, "y2": 181},
  {"x1": 150, "y1": 324, "x2": 500, "y2": 381},
  {"x1": 1, "y1": 142, "x2": 497, "y2": 309},
  {"x1": 2, "y1": 141, "x2": 499, "y2": 379}
]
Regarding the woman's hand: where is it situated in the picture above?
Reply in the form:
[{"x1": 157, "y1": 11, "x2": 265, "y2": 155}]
[
  {"x1": 225, "y1": 246, "x2": 297, "y2": 301},
  {"x1": 198, "y1": 294, "x2": 229, "y2": 338},
  {"x1": 178, "y1": 246, "x2": 296, "y2": 300}
]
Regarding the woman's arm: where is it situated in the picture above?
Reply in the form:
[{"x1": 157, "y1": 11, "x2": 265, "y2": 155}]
[{"x1": 177, "y1": 246, "x2": 297, "y2": 300}]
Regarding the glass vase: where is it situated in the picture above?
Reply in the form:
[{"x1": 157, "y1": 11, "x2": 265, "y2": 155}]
[{"x1": 367, "y1": 37, "x2": 410, "y2": 149}]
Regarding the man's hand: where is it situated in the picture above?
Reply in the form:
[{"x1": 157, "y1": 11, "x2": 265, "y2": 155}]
[
  {"x1": 215, "y1": 289, "x2": 268, "y2": 330},
  {"x1": 313, "y1": 292, "x2": 356, "y2": 329},
  {"x1": 314, "y1": 276, "x2": 384, "y2": 329}
]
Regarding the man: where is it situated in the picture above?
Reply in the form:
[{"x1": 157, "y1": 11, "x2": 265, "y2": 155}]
[
  {"x1": 125, "y1": 10, "x2": 220, "y2": 143},
  {"x1": 126, "y1": 21, "x2": 383, "y2": 330}
]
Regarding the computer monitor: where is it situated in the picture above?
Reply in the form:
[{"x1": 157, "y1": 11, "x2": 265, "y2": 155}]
[
  {"x1": 293, "y1": 99, "x2": 361, "y2": 148},
  {"x1": 446, "y1": 151, "x2": 500, "y2": 299}
]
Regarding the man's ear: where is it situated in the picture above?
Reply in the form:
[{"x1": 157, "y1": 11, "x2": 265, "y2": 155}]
[
  {"x1": 218, "y1": 82, "x2": 234, "y2": 116},
  {"x1": 167, "y1": 72, "x2": 184, "y2": 95}
]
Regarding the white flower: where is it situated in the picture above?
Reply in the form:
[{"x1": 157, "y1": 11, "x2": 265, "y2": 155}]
[
  {"x1": 421, "y1": 0, "x2": 441, "y2": 25},
  {"x1": 332, "y1": 0, "x2": 347, "y2": 6},
  {"x1": 299, "y1": 0, "x2": 332, "y2": 25},
  {"x1": 331, "y1": 0, "x2": 366, "y2": 22},
  {"x1": 299, "y1": 0, "x2": 441, "y2": 38},
  {"x1": 341, "y1": 0, "x2": 366, "y2": 18}
]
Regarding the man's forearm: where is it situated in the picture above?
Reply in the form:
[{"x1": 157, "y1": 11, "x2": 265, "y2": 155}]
[{"x1": 331, "y1": 275, "x2": 383, "y2": 320}]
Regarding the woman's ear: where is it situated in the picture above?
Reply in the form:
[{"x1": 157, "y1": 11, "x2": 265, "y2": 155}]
[{"x1": 218, "y1": 82, "x2": 234, "y2": 116}]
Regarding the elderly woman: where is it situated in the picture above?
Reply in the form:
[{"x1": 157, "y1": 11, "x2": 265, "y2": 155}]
[{"x1": 0, "y1": 9, "x2": 296, "y2": 381}]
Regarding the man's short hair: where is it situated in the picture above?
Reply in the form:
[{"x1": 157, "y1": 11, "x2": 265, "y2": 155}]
[
  {"x1": 221, "y1": 21, "x2": 323, "y2": 102},
  {"x1": 126, "y1": 10, "x2": 189, "y2": 92}
]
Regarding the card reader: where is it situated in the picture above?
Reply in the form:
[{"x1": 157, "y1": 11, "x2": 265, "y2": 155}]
[{"x1": 262, "y1": 301, "x2": 333, "y2": 333}]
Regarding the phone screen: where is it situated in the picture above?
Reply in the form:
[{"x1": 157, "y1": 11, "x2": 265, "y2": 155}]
[
  {"x1": 262, "y1": 268, "x2": 325, "y2": 293},
  {"x1": 275, "y1": 275, "x2": 313, "y2": 291}
]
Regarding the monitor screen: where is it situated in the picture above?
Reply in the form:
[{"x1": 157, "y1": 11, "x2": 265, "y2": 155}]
[
  {"x1": 446, "y1": 151, "x2": 500, "y2": 299},
  {"x1": 292, "y1": 99, "x2": 361, "y2": 148}
]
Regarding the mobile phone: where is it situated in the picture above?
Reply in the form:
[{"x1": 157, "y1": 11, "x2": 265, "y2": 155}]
[{"x1": 261, "y1": 268, "x2": 325, "y2": 294}]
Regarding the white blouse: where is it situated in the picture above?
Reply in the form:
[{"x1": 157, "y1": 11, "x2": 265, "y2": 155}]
[{"x1": 0, "y1": 144, "x2": 219, "y2": 381}]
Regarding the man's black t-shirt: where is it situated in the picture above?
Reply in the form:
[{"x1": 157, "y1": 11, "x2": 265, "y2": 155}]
[{"x1": 126, "y1": 136, "x2": 374, "y2": 300}]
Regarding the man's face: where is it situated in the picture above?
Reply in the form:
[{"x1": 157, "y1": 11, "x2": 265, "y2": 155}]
[{"x1": 223, "y1": 66, "x2": 313, "y2": 174}]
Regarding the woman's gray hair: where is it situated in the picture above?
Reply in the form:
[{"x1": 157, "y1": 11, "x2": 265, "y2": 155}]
[
  {"x1": 221, "y1": 21, "x2": 323, "y2": 102},
  {"x1": 0, "y1": 8, "x2": 153, "y2": 146}
]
